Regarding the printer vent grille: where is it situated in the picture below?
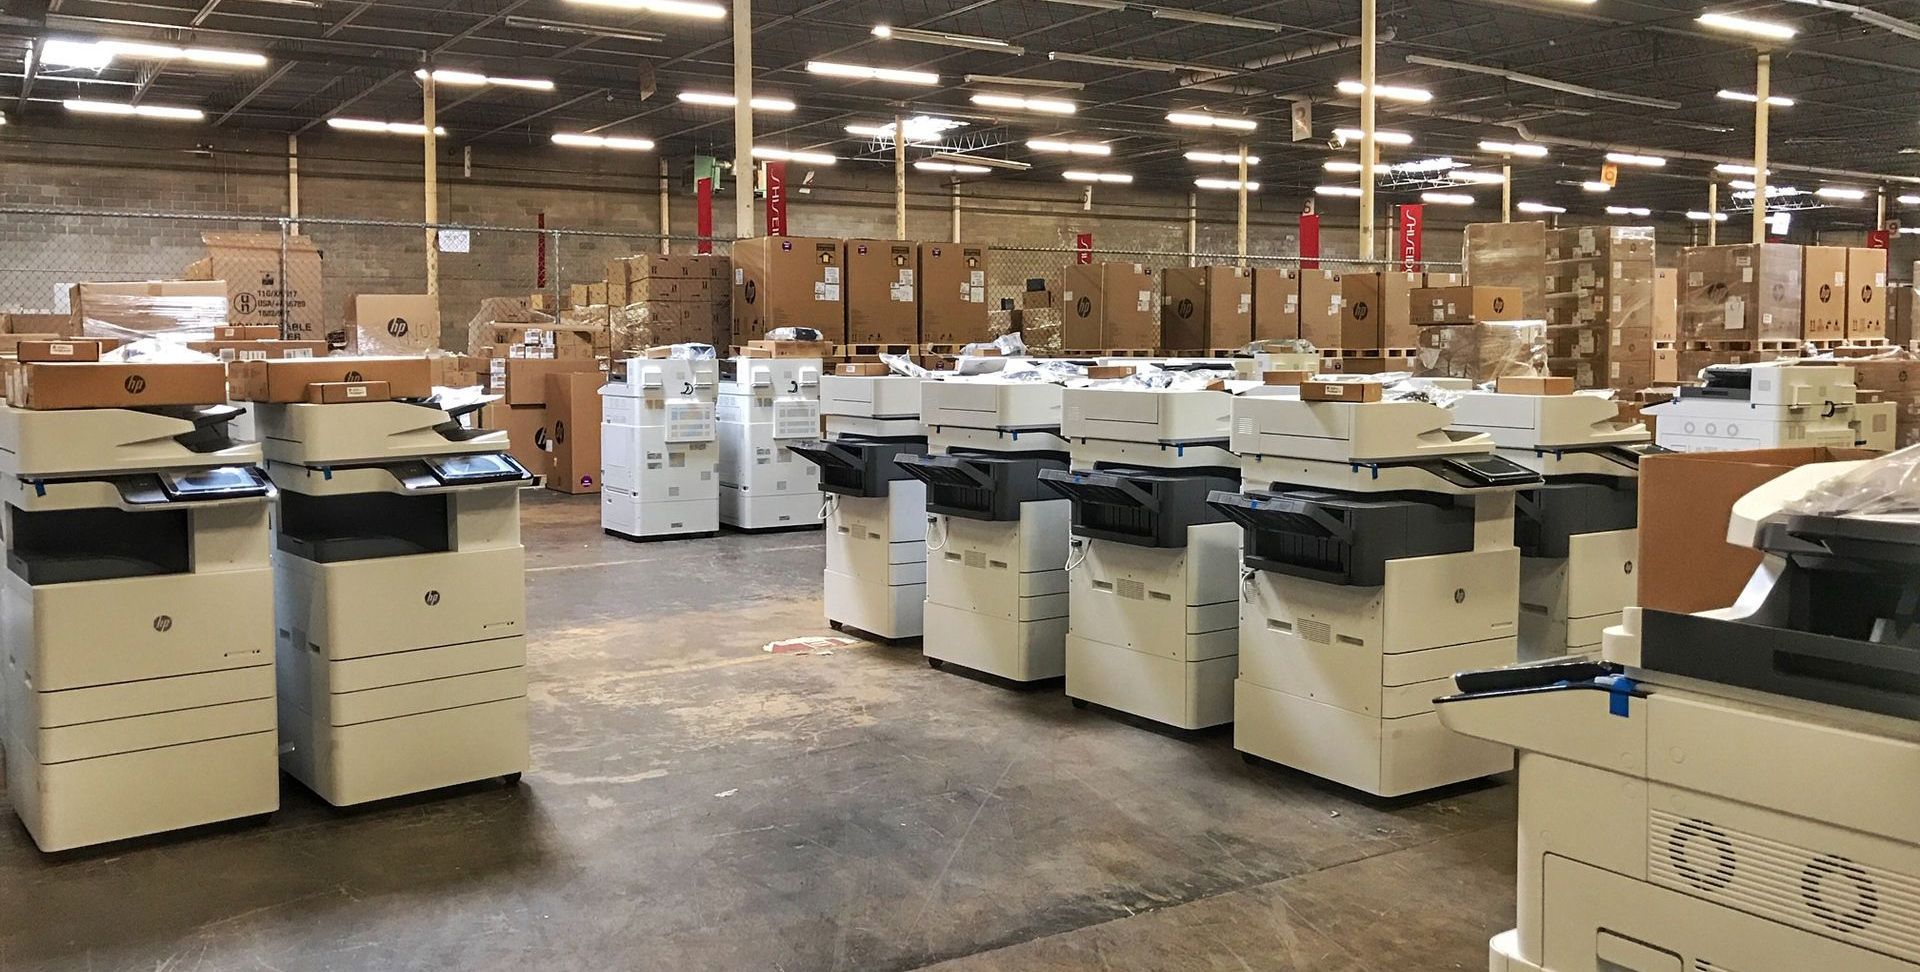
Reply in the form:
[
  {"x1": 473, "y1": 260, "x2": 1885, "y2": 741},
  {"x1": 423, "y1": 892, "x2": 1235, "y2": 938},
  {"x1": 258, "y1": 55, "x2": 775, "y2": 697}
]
[
  {"x1": 1235, "y1": 417, "x2": 1257, "y2": 437},
  {"x1": 1117, "y1": 578, "x2": 1146, "y2": 601},
  {"x1": 964, "y1": 550, "x2": 988, "y2": 569},
  {"x1": 1650, "y1": 809, "x2": 1920, "y2": 962},
  {"x1": 1296, "y1": 619, "x2": 1332, "y2": 644}
]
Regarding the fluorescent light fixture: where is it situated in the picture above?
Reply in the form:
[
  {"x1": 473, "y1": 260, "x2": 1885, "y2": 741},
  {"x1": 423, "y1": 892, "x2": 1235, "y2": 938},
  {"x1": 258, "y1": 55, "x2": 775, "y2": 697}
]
[
  {"x1": 1698, "y1": 11, "x2": 1798, "y2": 40},
  {"x1": 1336, "y1": 80, "x2": 1433, "y2": 103},
  {"x1": 1315, "y1": 185, "x2": 1363, "y2": 197},
  {"x1": 43, "y1": 38, "x2": 267, "y2": 69},
  {"x1": 1038, "y1": 0, "x2": 1126, "y2": 9},
  {"x1": 1479, "y1": 139, "x2": 1548, "y2": 157},
  {"x1": 1605, "y1": 206, "x2": 1652, "y2": 216},
  {"x1": 1687, "y1": 211, "x2": 1731, "y2": 222},
  {"x1": 1581, "y1": 181, "x2": 1612, "y2": 192},
  {"x1": 1422, "y1": 192, "x2": 1475, "y2": 206},
  {"x1": 1717, "y1": 89, "x2": 1794, "y2": 107},
  {"x1": 1901, "y1": 195, "x2": 1920, "y2": 205},
  {"x1": 1151, "y1": 7, "x2": 1283, "y2": 30},
  {"x1": 1817, "y1": 186, "x2": 1868, "y2": 200},
  {"x1": 965, "y1": 74, "x2": 1084, "y2": 90},
  {"x1": 1716, "y1": 163, "x2": 1767, "y2": 175},
  {"x1": 1407, "y1": 52, "x2": 1680, "y2": 110},
  {"x1": 1729, "y1": 180, "x2": 1757, "y2": 190},
  {"x1": 65, "y1": 99, "x2": 205, "y2": 121},
  {"x1": 1029, "y1": 139, "x2": 1111, "y2": 156},
  {"x1": 927, "y1": 152, "x2": 1030, "y2": 171},
  {"x1": 1901, "y1": 228, "x2": 1920, "y2": 236},
  {"x1": 1196, "y1": 178, "x2": 1259, "y2": 191},
  {"x1": 39, "y1": 39, "x2": 115, "y2": 70},
  {"x1": 1185, "y1": 150, "x2": 1260, "y2": 165},
  {"x1": 915, "y1": 161, "x2": 991, "y2": 174},
  {"x1": 1048, "y1": 51, "x2": 1217, "y2": 73},
  {"x1": 970, "y1": 93, "x2": 1076, "y2": 114},
  {"x1": 1390, "y1": 156, "x2": 1463, "y2": 174},
  {"x1": 806, "y1": 61, "x2": 939, "y2": 85},
  {"x1": 1064, "y1": 171, "x2": 1132, "y2": 184},
  {"x1": 1167, "y1": 111, "x2": 1258, "y2": 131},
  {"x1": 752, "y1": 147, "x2": 837, "y2": 165},
  {"x1": 1605, "y1": 151, "x2": 1666, "y2": 167},
  {"x1": 1335, "y1": 127, "x2": 1412, "y2": 145},
  {"x1": 872, "y1": 24, "x2": 1026, "y2": 54},
  {"x1": 564, "y1": 0, "x2": 727, "y2": 18},
  {"x1": 1449, "y1": 170, "x2": 1507, "y2": 185},
  {"x1": 677, "y1": 91, "x2": 796, "y2": 111},
  {"x1": 1516, "y1": 202, "x2": 1566, "y2": 214},
  {"x1": 552, "y1": 132, "x2": 655, "y2": 150},
  {"x1": 328, "y1": 117, "x2": 446, "y2": 136},
  {"x1": 1323, "y1": 161, "x2": 1363, "y2": 173},
  {"x1": 416, "y1": 69, "x2": 554, "y2": 91}
]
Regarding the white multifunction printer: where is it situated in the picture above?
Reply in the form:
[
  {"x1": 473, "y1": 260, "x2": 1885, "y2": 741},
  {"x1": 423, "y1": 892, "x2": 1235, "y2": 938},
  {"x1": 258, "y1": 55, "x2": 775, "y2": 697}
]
[
  {"x1": 1651, "y1": 362, "x2": 1858, "y2": 452},
  {"x1": 1037, "y1": 367, "x2": 1248, "y2": 729},
  {"x1": 791, "y1": 373, "x2": 929, "y2": 639},
  {"x1": 601, "y1": 355, "x2": 721, "y2": 540},
  {"x1": 895, "y1": 376, "x2": 1072, "y2": 681},
  {"x1": 1452, "y1": 389, "x2": 1662, "y2": 663},
  {"x1": 0, "y1": 401, "x2": 279, "y2": 852},
  {"x1": 1207, "y1": 385, "x2": 1544, "y2": 797},
  {"x1": 1440, "y1": 458, "x2": 1920, "y2": 972},
  {"x1": 259, "y1": 394, "x2": 534, "y2": 806},
  {"x1": 718, "y1": 356, "x2": 825, "y2": 531}
]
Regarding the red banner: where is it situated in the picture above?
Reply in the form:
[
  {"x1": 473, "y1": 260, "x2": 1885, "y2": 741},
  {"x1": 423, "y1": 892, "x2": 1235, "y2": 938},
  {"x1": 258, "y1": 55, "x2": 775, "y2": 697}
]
[
  {"x1": 765, "y1": 161, "x2": 788, "y2": 237},
  {"x1": 1398, "y1": 204, "x2": 1425, "y2": 272},
  {"x1": 1299, "y1": 214, "x2": 1320, "y2": 270},
  {"x1": 1075, "y1": 233, "x2": 1094, "y2": 264},
  {"x1": 695, "y1": 177, "x2": 713, "y2": 255},
  {"x1": 1868, "y1": 229, "x2": 1891, "y2": 250}
]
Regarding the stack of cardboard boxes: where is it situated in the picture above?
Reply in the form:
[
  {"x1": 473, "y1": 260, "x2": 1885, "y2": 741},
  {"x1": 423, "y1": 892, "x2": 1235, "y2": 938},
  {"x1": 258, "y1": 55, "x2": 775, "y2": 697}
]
[
  {"x1": 182, "y1": 233, "x2": 333, "y2": 349},
  {"x1": 611, "y1": 254, "x2": 732, "y2": 354},
  {"x1": 1061, "y1": 262, "x2": 1155, "y2": 351},
  {"x1": 1654, "y1": 268, "x2": 1679, "y2": 384},
  {"x1": 1409, "y1": 286, "x2": 1542, "y2": 382},
  {"x1": 1160, "y1": 266, "x2": 1252, "y2": 352},
  {"x1": 1252, "y1": 267, "x2": 1301, "y2": 342},
  {"x1": 731, "y1": 236, "x2": 847, "y2": 346},
  {"x1": 1463, "y1": 221, "x2": 1549, "y2": 321},
  {"x1": 1544, "y1": 226, "x2": 1656, "y2": 390}
]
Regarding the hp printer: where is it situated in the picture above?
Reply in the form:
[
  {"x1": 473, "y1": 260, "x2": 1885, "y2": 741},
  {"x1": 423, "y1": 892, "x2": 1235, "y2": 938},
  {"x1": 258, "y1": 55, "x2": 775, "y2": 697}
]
[
  {"x1": 1651, "y1": 362, "x2": 1858, "y2": 452},
  {"x1": 602, "y1": 355, "x2": 720, "y2": 540},
  {"x1": 718, "y1": 356, "x2": 825, "y2": 530}
]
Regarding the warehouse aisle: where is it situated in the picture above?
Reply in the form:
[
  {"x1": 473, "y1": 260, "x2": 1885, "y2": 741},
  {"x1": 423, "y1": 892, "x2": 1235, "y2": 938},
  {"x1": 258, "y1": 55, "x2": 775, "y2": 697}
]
[{"x1": 0, "y1": 492, "x2": 1513, "y2": 971}]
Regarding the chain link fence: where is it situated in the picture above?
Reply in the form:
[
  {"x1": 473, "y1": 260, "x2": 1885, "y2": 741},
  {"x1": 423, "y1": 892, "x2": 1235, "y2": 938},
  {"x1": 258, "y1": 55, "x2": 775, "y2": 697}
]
[{"x1": 0, "y1": 206, "x2": 1455, "y2": 355}]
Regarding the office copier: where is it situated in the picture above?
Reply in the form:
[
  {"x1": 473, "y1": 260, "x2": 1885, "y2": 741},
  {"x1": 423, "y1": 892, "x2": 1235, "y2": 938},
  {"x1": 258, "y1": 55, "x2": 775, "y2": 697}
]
[
  {"x1": 259, "y1": 394, "x2": 534, "y2": 805},
  {"x1": 895, "y1": 374, "x2": 1072, "y2": 681},
  {"x1": 602, "y1": 354, "x2": 721, "y2": 540},
  {"x1": 1440, "y1": 455, "x2": 1920, "y2": 972},
  {"x1": 1038, "y1": 370, "x2": 1248, "y2": 729},
  {"x1": 1452, "y1": 390, "x2": 1660, "y2": 662},
  {"x1": 1651, "y1": 362, "x2": 1858, "y2": 452},
  {"x1": 718, "y1": 356, "x2": 825, "y2": 530},
  {"x1": 1208, "y1": 384, "x2": 1543, "y2": 797},
  {"x1": 0, "y1": 401, "x2": 278, "y2": 851},
  {"x1": 791, "y1": 373, "x2": 930, "y2": 639}
]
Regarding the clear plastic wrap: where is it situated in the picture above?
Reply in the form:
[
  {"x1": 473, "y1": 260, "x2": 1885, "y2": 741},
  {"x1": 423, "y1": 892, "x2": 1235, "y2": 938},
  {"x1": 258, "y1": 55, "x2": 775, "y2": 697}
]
[
  {"x1": 434, "y1": 385, "x2": 496, "y2": 414},
  {"x1": 1384, "y1": 376, "x2": 1469, "y2": 408},
  {"x1": 465, "y1": 297, "x2": 553, "y2": 357},
  {"x1": 878, "y1": 353, "x2": 932, "y2": 377},
  {"x1": 965, "y1": 333, "x2": 1028, "y2": 357},
  {"x1": 101, "y1": 338, "x2": 222, "y2": 364},
  {"x1": 1782, "y1": 444, "x2": 1920, "y2": 517},
  {"x1": 989, "y1": 358, "x2": 1087, "y2": 384},
  {"x1": 74, "y1": 287, "x2": 229, "y2": 345},
  {"x1": 1249, "y1": 338, "x2": 1317, "y2": 355},
  {"x1": 767, "y1": 326, "x2": 824, "y2": 342},
  {"x1": 664, "y1": 343, "x2": 717, "y2": 360},
  {"x1": 1413, "y1": 321, "x2": 1548, "y2": 383}
]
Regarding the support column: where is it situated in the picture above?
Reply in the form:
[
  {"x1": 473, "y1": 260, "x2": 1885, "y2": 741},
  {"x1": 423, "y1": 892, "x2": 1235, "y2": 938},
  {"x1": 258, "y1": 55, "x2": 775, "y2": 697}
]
[
  {"x1": 1878, "y1": 186, "x2": 1888, "y2": 228},
  {"x1": 1752, "y1": 51, "x2": 1771, "y2": 244},
  {"x1": 733, "y1": 0, "x2": 755, "y2": 240},
  {"x1": 659, "y1": 157, "x2": 672, "y2": 255},
  {"x1": 287, "y1": 134, "x2": 300, "y2": 235},
  {"x1": 1501, "y1": 163, "x2": 1511, "y2": 223},
  {"x1": 1709, "y1": 182, "x2": 1720, "y2": 247},
  {"x1": 894, "y1": 113, "x2": 907, "y2": 239},
  {"x1": 950, "y1": 183, "x2": 961, "y2": 242},
  {"x1": 1186, "y1": 192, "x2": 1198, "y2": 265},
  {"x1": 1236, "y1": 144, "x2": 1250, "y2": 267},
  {"x1": 1358, "y1": 0, "x2": 1377, "y2": 261},
  {"x1": 423, "y1": 72, "x2": 439, "y2": 299}
]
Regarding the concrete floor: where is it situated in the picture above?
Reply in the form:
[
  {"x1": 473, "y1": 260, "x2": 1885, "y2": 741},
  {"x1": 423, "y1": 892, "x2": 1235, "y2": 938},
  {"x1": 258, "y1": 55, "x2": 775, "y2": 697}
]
[{"x1": 0, "y1": 492, "x2": 1518, "y2": 972}]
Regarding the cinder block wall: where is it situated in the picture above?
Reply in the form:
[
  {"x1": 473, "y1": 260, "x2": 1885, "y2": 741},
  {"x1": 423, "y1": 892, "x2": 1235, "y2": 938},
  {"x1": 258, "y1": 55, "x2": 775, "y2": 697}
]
[{"x1": 1, "y1": 119, "x2": 1741, "y2": 350}]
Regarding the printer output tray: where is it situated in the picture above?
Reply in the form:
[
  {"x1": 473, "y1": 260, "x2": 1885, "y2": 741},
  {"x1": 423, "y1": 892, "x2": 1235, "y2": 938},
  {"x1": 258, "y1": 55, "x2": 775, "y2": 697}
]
[
  {"x1": 894, "y1": 452, "x2": 1066, "y2": 521},
  {"x1": 1207, "y1": 488, "x2": 1474, "y2": 587},
  {"x1": 1039, "y1": 468, "x2": 1235, "y2": 548},
  {"x1": 789, "y1": 438, "x2": 927, "y2": 498}
]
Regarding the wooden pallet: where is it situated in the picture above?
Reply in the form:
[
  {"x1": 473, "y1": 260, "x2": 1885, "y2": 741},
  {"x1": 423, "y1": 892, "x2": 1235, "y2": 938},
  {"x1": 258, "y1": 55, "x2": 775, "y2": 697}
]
[
  {"x1": 1679, "y1": 340, "x2": 1802, "y2": 353},
  {"x1": 1322, "y1": 347, "x2": 1418, "y2": 358},
  {"x1": 837, "y1": 343, "x2": 917, "y2": 358},
  {"x1": 1060, "y1": 348, "x2": 1157, "y2": 357},
  {"x1": 1165, "y1": 349, "x2": 1245, "y2": 359},
  {"x1": 917, "y1": 343, "x2": 973, "y2": 356},
  {"x1": 732, "y1": 340, "x2": 835, "y2": 359}
]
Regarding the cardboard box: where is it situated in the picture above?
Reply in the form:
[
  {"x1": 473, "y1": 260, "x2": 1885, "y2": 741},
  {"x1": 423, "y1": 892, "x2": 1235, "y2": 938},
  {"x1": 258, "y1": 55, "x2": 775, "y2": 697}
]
[
  {"x1": 1022, "y1": 288, "x2": 1056, "y2": 310},
  {"x1": 428, "y1": 353, "x2": 488, "y2": 389},
  {"x1": 477, "y1": 324, "x2": 598, "y2": 361},
  {"x1": 1425, "y1": 273, "x2": 1466, "y2": 288},
  {"x1": 731, "y1": 236, "x2": 847, "y2": 344},
  {"x1": 529, "y1": 293, "x2": 567, "y2": 314},
  {"x1": 305, "y1": 381, "x2": 391, "y2": 404},
  {"x1": 70, "y1": 280, "x2": 227, "y2": 336},
  {"x1": 1301, "y1": 379, "x2": 1384, "y2": 403},
  {"x1": 1801, "y1": 246, "x2": 1849, "y2": 342},
  {"x1": 836, "y1": 362, "x2": 890, "y2": 376},
  {"x1": 186, "y1": 339, "x2": 330, "y2": 361},
  {"x1": 487, "y1": 356, "x2": 601, "y2": 407},
  {"x1": 843, "y1": 239, "x2": 920, "y2": 345},
  {"x1": 0, "y1": 333, "x2": 63, "y2": 356},
  {"x1": 1, "y1": 313, "x2": 77, "y2": 337},
  {"x1": 918, "y1": 243, "x2": 991, "y2": 346},
  {"x1": 16, "y1": 339, "x2": 120, "y2": 363},
  {"x1": 231, "y1": 356, "x2": 433, "y2": 403},
  {"x1": 1653, "y1": 268, "x2": 1678, "y2": 344},
  {"x1": 1161, "y1": 266, "x2": 1253, "y2": 351},
  {"x1": 7, "y1": 361, "x2": 228, "y2": 410},
  {"x1": 183, "y1": 233, "x2": 327, "y2": 345},
  {"x1": 1252, "y1": 267, "x2": 1301, "y2": 341},
  {"x1": 1496, "y1": 375, "x2": 1575, "y2": 396},
  {"x1": 1060, "y1": 262, "x2": 1155, "y2": 349},
  {"x1": 1654, "y1": 345, "x2": 1679, "y2": 384},
  {"x1": 1845, "y1": 358, "x2": 1920, "y2": 450},
  {"x1": 1262, "y1": 370, "x2": 1311, "y2": 386},
  {"x1": 481, "y1": 403, "x2": 550, "y2": 479},
  {"x1": 1847, "y1": 247, "x2": 1889, "y2": 341},
  {"x1": 1411, "y1": 286, "x2": 1525, "y2": 326},
  {"x1": 1464, "y1": 221, "x2": 1548, "y2": 321},
  {"x1": 570, "y1": 284, "x2": 593, "y2": 308},
  {"x1": 1680, "y1": 243, "x2": 1803, "y2": 342},
  {"x1": 351, "y1": 294, "x2": 442, "y2": 355},
  {"x1": 1638, "y1": 447, "x2": 1877, "y2": 614},
  {"x1": 1413, "y1": 322, "x2": 1549, "y2": 383},
  {"x1": 214, "y1": 325, "x2": 280, "y2": 341},
  {"x1": 544, "y1": 371, "x2": 603, "y2": 495},
  {"x1": 1298, "y1": 270, "x2": 1344, "y2": 349},
  {"x1": 1341, "y1": 271, "x2": 1421, "y2": 349}
]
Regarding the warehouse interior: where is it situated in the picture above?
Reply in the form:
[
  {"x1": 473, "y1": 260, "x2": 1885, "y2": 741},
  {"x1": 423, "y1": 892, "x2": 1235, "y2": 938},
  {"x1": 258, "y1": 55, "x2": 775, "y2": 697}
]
[{"x1": 1, "y1": 1, "x2": 1918, "y2": 971}]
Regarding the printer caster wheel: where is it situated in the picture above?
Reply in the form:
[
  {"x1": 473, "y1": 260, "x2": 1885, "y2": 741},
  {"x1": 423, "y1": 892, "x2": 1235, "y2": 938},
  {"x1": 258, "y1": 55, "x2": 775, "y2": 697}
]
[
  {"x1": 927, "y1": 657, "x2": 945, "y2": 670},
  {"x1": 829, "y1": 620, "x2": 845, "y2": 632},
  {"x1": 1240, "y1": 752, "x2": 1260, "y2": 766},
  {"x1": 501, "y1": 773, "x2": 523, "y2": 787},
  {"x1": 1070, "y1": 698, "x2": 1089, "y2": 710}
]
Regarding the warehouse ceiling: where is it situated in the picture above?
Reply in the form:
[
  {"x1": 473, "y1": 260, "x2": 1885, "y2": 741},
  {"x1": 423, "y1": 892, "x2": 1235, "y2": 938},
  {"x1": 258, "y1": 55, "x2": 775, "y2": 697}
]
[{"x1": 7, "y1": 0, "x2": 1920, "y2": 223}]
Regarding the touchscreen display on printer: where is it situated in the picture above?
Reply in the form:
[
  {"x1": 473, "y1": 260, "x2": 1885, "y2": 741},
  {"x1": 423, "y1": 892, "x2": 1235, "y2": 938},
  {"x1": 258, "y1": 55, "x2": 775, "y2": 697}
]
[
  {"x1": 428, "y1": 454, "x2": 525, "y2": 482},
  {"x1": 165, "y1": 467, "x2": 264, "y2": 497}
]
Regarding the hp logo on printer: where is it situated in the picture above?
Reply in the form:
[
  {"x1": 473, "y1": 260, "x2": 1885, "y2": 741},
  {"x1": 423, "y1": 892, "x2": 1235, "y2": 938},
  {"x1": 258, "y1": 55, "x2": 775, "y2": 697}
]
[
  {"x1": 124, "y1": 375, "x2": 147, "y2": 394},
  {"x1": 387, "y1": 317, "x2": 410, "y2": 338},
  {"x1": 152, "y1": 615, "x2": 173, "y2": 632},
  {"x1": 424, "y1": 591, "x2": 442, "y2": 606}
]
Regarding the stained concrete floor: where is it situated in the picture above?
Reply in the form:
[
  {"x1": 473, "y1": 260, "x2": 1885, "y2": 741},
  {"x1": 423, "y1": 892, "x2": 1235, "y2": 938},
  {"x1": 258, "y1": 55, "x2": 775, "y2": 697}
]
[{"x1": 0, "y1": 492, "x2": 1518, "y2": 972}]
